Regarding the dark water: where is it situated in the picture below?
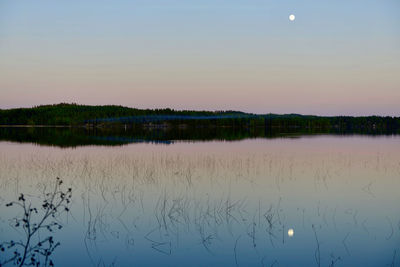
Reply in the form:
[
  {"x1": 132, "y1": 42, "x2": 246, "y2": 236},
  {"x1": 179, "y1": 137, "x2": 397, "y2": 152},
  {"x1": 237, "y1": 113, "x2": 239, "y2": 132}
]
[
  {"x1": 0, "y1": 127, "x2": 399, "y2": 266},
  {"x1": 0, "y1": 126, "x2": 396, "y2": 147}
]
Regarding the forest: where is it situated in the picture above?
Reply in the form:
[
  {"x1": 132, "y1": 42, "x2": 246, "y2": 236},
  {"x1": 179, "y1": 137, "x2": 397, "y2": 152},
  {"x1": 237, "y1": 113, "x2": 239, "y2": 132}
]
[{"x1": 0, "y1": 103, "x2": 399, "y2": 132}]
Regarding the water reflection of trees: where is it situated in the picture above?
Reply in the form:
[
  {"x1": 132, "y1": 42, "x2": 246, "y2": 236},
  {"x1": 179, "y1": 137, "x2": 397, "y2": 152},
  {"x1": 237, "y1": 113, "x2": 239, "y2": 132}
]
[{"x1": 0, "y1": 126, "x2": 398, "y2": 148}]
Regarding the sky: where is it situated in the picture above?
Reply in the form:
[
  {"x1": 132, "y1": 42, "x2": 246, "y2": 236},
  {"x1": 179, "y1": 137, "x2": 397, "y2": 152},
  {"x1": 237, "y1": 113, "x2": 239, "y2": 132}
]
[{"x1": 0, "y1": 0, "x2": 399, "y2": 115}]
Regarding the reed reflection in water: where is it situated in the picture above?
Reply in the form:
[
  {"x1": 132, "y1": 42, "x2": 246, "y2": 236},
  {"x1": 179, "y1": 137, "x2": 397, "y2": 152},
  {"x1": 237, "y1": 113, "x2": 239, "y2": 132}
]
[{"x1": 0, "y1": 136, "x2": 399, "y2": 266}]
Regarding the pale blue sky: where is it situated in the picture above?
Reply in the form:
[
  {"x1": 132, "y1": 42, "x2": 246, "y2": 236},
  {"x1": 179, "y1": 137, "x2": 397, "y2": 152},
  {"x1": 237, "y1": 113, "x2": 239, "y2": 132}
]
[{"x1": 0, "y1": 0, "x2": 399, "y2": 115}]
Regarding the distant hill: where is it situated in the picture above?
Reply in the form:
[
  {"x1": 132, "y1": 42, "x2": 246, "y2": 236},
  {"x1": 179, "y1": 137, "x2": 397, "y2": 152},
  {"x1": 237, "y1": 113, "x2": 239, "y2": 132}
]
[
  {"x1": 0, "y1": 103, "x2": 399, "y2": 132},
  {"x1": 0, "y1": 103, "x2": 240, "y2": 125}
]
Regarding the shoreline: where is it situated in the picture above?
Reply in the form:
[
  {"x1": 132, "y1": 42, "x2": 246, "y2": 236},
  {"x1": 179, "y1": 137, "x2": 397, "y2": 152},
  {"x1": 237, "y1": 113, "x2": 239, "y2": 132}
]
[{"x1": 0, "y1": 125, "x2": 73, "y2": 128}]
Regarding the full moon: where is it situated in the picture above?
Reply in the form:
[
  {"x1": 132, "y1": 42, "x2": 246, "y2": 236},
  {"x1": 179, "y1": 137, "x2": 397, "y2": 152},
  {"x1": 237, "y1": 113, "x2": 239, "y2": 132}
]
[
  {"x1": 288, "y1": 228, "x2": 294, "y2": 237},
  {"x1": 289, "y1": 14, "x2": 295, "y2": 21}
]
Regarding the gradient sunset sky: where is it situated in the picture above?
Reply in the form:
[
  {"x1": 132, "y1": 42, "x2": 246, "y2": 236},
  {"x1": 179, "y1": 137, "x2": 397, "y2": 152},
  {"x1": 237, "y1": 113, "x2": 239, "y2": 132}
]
[{"x1": 0, "y1": 0, "x2": 399, "y2": 115}]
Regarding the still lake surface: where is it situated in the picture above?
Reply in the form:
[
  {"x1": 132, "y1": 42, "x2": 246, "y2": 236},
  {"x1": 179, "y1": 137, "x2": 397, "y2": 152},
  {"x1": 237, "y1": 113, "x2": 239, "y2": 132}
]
[{"x1": 0, "y1": 128, "x2": 399, "y2": 266}]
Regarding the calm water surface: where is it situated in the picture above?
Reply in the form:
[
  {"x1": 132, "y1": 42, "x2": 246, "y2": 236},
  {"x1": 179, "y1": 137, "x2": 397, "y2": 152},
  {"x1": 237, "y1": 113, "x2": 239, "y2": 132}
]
[{"x1": 0, "y1": 135, "x2": 399, "y2": 266}]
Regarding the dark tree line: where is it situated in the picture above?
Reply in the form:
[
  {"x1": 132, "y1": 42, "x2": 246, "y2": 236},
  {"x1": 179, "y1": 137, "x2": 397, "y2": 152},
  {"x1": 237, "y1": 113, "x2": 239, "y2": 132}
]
[
  {"x1": 0, "y1": 103, "x2": 399, "y2": 132},
  {"x1": 0, "y1": 103, "x2": 240, "y2": 125}
]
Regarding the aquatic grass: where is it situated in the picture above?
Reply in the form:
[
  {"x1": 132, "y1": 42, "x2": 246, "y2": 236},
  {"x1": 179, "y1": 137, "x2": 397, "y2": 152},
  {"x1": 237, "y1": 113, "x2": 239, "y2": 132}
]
[{"x1": 0, "y1": 143, "x2": 399, "y2": 266}]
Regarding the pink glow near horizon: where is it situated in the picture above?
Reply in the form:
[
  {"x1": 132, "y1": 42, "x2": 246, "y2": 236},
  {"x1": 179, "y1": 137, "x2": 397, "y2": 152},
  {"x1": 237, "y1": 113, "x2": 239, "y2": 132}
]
[{"x1": 0, "y1": 1, "x2": 399, "y2": 116}]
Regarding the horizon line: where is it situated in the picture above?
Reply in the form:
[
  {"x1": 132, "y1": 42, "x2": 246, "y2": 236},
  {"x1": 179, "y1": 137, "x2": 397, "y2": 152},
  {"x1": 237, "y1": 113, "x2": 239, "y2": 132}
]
[{"x1": 0, "y1": 102, "x2": 399, "y2": 118}]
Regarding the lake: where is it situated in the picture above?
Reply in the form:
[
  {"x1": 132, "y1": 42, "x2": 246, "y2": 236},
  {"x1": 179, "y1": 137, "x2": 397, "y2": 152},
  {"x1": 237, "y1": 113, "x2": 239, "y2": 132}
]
[{"x1": 0, "y1": 128, "x2": 399, "y2": 266}]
